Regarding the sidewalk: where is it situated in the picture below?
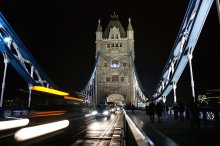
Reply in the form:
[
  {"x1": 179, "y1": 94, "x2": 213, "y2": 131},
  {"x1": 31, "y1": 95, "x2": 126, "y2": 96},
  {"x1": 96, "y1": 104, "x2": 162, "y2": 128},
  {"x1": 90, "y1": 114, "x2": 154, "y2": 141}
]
[{"x1": 127, "y1": 110, "x2": 220, "y2": 146}]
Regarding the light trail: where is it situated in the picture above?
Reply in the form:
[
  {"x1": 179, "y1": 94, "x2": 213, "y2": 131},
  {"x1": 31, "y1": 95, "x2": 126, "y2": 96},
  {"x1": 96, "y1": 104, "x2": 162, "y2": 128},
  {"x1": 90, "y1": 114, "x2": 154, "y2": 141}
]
[
  {"x1": 14, "y1": 120, "x2": 69, "y2": 142},
  {"x1": 0, "y1": 118, "x2": 29, "y2": 131}
]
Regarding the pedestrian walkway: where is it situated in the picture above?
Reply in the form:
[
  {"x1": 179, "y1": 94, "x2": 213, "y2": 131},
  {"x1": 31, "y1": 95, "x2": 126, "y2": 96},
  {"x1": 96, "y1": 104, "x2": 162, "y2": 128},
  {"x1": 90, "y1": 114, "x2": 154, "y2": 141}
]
[{"x1": 126, "y1": 110, "x2": 220, "y2": 146}]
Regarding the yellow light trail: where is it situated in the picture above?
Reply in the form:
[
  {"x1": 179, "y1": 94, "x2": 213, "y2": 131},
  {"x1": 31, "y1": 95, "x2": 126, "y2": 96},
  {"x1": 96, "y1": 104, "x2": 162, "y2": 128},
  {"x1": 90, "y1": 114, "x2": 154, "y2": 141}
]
[
  {"x1": 64, "y1": 96, "x2": 84, "y2": 102},
  {"x1": 31, "y1": 86, "x2": 69, "y2": 96}
]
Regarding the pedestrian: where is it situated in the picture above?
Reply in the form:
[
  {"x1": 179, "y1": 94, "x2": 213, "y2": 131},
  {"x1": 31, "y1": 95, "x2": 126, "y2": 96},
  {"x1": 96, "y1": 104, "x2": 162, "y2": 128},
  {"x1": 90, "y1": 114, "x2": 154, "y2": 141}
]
[
  {"x1": 178, "y1": 100, "x2": 185, "y2": 121},
  {"x1": 164, "y1": 105, "x2": 169, "y2": 119},
  {"x1": 173, "y1": 102, "x2": 179, "y2": 120},
  {"x1": 165, "y1": 105, "x2": 169, "y2": 115},
  {"x1": 185, "y1": 105, "x2": 191, "y2": 120},
  {"x1": 148, "y1": 101, "x2": 155, "y2": 122},
  {"x1": 189, "y1": 100, "x2": 200, "y2": 130},
  {"x1": 131, "y1": 104, "x2": 135, "y2": 114},
  {"x1": 155, "y1": 102, "x2": 163, "y2": 123},
  {"x1": 145, "y1": 105, "x2": 148, "y2": 115}
]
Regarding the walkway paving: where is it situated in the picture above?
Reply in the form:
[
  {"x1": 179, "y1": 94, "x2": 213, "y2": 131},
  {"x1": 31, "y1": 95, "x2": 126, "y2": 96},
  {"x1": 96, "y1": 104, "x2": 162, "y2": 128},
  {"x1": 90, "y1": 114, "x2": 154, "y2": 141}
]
[{"x1": 127, "y1": 110, "x2": 220, "y2": 146}]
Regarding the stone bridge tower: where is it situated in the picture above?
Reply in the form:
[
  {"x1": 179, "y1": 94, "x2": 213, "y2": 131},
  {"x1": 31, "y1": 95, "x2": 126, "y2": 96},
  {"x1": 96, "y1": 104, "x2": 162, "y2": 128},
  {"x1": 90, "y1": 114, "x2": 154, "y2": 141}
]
[{"x1": 95, "y1": 13, "x2": 135, "y2": 106}]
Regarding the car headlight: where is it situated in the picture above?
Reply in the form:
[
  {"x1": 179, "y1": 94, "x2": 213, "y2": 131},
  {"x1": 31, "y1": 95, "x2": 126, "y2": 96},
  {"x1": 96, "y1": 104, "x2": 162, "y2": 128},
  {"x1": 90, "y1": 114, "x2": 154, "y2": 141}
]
[
  {"x1": 103, "y1": 110, "x2": 109, "y2": 115},
  {"x1": 92, "y1": 111, "x2": 98, "y2": 115},
  {"x1": 111, "y1": 108, "x2": 115, "y2": 112}
]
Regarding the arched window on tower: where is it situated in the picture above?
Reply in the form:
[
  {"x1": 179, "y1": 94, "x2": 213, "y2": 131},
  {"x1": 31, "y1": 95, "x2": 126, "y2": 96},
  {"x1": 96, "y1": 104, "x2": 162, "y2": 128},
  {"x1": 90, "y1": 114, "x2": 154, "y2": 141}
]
[
  {"x1": 115, "y1": 34, "x2": 118, "y2": 39},
  {"x1": 104, "y1": 59, "x2": 107, "y2": 67},
  {"x1": 120, "y1": 76, "x2": 125, "y2": 82},
  {"x1": 111, "y1": 34, "x2": 114, "y2": 39},
  {"x1": 112, "y1": 75, "x2": 119, "y2": 82},
  {"x1": 111, "y1": 44, "x2": 114, "y2": 48},
  {"x1": 111, "y1": 59, "x2": 120, "y2": 68},
  {"x1": 107, "y1": 43, "x2": 110, "y2": 48},
  {"x1": 123, "y1": 62, "x2": 127, "y2": 67},
  {"x1": 106, "y1": 77, "x2": 110, "y2": 82}
]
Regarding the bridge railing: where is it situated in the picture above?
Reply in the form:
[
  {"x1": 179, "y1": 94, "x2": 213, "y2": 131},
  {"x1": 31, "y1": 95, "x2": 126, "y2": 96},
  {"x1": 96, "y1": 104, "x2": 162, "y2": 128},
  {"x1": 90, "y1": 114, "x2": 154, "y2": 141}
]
[
  {"x1": 169, "y1": 105, "x2": 220, "y2": 122},
  {"x1": 199, "y1": 106, "x2": 220, "y2": 121},
  {"x1": 123, "y1": 110, "x2": 151, "y2": 146},
  {"x1": 123, "y1": 109, "x2": 179, "y2": 146}
]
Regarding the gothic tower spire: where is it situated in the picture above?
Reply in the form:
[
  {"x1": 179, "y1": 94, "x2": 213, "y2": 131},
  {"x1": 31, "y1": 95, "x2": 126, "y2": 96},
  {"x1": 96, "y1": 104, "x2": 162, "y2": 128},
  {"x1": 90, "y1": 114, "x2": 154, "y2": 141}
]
[
  {"x1": 127, "y1": 18, "x2": 134, "y2": 40},
  {"x1": 96, "y1": 19, "x2": 103, "y2": 53},
  {"x1": 127, "y1": 18, "x2": 133, "y2": 31},
  {"x1": 96, "y1": 19, "x2": 102, "y2": 32},
  {"x1": 96, "y1": 19, "x2": 103, "y2": 41}
]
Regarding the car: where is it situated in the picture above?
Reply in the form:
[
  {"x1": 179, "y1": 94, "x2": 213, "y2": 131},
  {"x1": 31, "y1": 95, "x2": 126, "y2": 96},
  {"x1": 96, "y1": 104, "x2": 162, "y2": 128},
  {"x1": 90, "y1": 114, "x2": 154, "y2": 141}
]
[
  {"x1": 107, "y1": 102, "x2": 116, "y2": 114},
  {"x1": 92, "y1": 104, "x2": 111, "y2": 119}
]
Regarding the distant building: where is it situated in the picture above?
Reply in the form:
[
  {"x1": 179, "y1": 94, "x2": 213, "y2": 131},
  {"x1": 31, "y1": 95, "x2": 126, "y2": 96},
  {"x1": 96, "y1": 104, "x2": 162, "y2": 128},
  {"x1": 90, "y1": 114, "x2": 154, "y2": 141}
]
[
  {"x1": 205, "y1": 89, "x2": 220, "y2": 105},
  {"x1": 198, "y1": 89, "x2": 220, "y2": 105},
  {"x1": 95, "y1": 13, "x2": 135, "y2": 105}
]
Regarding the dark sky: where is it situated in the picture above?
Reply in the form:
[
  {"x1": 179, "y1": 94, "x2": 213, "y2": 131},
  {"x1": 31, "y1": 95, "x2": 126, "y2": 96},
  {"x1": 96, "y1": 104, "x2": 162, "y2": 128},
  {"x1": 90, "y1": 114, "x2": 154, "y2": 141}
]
[{"x1": 0, "y1": 0, "x2": 219, "y2": 102}]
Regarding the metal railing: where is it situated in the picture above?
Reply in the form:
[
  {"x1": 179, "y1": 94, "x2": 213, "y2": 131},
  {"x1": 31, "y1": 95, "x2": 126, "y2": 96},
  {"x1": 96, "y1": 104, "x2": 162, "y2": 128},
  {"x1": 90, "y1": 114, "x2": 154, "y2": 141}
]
[{"x1": 123, "y1": 109, "x2": 179, "y2": 146}]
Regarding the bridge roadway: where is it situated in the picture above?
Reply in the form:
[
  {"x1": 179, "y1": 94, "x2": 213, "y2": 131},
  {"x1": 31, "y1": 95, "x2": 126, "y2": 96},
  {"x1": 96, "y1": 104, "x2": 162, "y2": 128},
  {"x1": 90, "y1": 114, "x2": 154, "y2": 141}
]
[
  {"x1": 0, "y1": 109, "x2": 124, "y2": 146},
  {"x1": 72, "y1": 111, "x2": 123, "y2": 146},
  {"x1": 1, "y1": 108, "x2": 220, "y2": 146},
  {"x1": 127, "y1": 109, "x2": 220, "y2": 146}
]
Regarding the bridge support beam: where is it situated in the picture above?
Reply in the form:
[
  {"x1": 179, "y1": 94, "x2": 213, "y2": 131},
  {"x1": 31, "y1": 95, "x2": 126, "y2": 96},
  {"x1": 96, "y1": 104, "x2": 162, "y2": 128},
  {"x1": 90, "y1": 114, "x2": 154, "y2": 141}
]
[
  {"x1": 172, "y1": 82, "x2": 177, "y2": 103},
  {"x1": 216, "y1": 0, "x2": 220, "y2": 25},
  {"x1": 188, "y1": 49, "x2": 195, "y2": 102},
  {"x1": 28, "y1": 84, "x2": 32, "y2": 107},
  {"x1": 162, "y1": 96, "x2": 166, "y2": 103},
  {"x1": 93, "y1": 79, "x2": 96, "y2": 107},
  {"x1": 27, "y1": 66, "x2": 34, "y2": 107},
  {"x1": 0, "y1": 54, "x2": 9, "y2": 107}
]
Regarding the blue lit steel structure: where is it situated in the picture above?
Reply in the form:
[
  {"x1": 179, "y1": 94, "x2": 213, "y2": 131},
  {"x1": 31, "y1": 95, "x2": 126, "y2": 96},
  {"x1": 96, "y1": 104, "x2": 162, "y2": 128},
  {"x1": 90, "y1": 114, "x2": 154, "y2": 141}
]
[
  {"x1": 152, "y1": 0, "x2": 216, "y2": 103},
  {"x1": 0, "y1": 12, "x2": 56, "y2": 107},
  {"x1": 81, "y1": 51, "x2": 100, "y2": 107},
  {"x1": 133, "y1": 65, "x2": 150, "y2": 106}
]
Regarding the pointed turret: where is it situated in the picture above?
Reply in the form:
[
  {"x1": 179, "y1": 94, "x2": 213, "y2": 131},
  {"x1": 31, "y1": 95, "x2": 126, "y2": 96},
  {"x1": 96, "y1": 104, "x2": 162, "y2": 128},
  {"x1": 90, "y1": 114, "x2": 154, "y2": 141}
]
[
  {"x1": 127, "y1": 18, "x2": 133, "y2": 31},
  {"x1": 127, "y1": 18, "x2": 134, "y2": 59},
  {"x1": 96, "y1": 19, "x2": 103, "y2": 41},
  {"x1": 127, "y1": 18, "x2": 134, "y2": 40},
  {"x1": 96, "y1": 19, "x2": 102, "y2": 32}
]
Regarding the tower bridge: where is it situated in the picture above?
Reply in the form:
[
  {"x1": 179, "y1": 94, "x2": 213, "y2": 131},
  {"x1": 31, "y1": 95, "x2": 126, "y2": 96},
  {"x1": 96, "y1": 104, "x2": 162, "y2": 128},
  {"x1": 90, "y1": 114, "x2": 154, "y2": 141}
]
[
  {"x1": 80, "y1": 14, "x2": 149, "y2": 108},
  {"x1": 0, "y1": 0, "x2": 219, "y2": 145},
  {"x1": 94, "y1": 14, "x2": 148, "y2": 106}
]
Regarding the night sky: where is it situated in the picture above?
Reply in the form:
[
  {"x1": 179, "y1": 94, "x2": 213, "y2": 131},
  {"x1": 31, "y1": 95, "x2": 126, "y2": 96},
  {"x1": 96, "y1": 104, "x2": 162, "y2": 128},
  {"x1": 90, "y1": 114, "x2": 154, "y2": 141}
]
[{"x1": 0, "y1": 1, "x2": 219, "y2": 103}]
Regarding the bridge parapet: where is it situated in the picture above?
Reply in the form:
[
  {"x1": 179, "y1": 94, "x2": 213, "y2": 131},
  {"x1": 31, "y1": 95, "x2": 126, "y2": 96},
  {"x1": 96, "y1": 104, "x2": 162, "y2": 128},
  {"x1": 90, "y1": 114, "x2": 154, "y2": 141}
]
[{"x1": 123, "y1": 109, "x2": 179, "y2": 146}]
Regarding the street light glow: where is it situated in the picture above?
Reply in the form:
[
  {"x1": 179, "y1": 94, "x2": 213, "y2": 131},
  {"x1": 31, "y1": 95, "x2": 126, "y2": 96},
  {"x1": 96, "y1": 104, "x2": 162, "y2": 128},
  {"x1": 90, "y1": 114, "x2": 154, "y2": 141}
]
[{"x1": 3, "y1": 37, "x2": 11, "y2": 43}]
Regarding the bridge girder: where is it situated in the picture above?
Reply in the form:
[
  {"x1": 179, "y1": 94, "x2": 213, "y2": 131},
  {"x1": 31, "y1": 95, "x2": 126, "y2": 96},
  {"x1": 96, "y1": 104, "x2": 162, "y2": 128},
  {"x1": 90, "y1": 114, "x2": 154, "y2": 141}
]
[
  {"x1": 0, "y1": 13, "x2": 56, "y2": 88},
  {"x1": 153, "y1": 0, "x2": 214, "y2": 102}
]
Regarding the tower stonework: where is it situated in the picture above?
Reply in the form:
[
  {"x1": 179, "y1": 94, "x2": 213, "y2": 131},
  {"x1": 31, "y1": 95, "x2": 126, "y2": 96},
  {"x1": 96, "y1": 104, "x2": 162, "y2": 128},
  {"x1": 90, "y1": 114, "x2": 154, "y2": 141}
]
[{"x1": 95, "y1": 14, "x2": 135, "y2": 105}]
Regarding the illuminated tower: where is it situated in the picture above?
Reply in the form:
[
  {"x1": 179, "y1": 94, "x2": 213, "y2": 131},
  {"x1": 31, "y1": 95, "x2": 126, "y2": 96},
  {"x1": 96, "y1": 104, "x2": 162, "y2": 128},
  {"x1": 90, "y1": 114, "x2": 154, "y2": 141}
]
[{"x1": 95, "y1": 13, "x2": 135, "y2": 105}]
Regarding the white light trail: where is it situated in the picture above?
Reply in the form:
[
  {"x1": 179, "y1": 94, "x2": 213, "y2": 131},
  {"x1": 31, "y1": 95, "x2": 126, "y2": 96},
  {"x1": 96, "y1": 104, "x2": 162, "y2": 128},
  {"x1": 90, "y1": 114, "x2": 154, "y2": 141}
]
[
  {"x1": 0, "y1": 118, "x2": 29, "y2": 131},
  {"x1": 14, "y1": 119, "x2": 69, "y2": 142}
]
